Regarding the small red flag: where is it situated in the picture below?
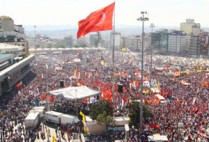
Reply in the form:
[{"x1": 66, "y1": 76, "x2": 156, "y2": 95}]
[{"x1": 77, "y1": 2, "x2": 115, "y2": 38}]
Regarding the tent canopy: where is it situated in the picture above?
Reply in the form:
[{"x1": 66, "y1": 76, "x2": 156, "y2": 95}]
[
  {"x1": 148, "y1": 134, "x2": 168, "y2": 141},
  {"x1": 49, "y1": 86, "x2": 99, "y2": 100}
]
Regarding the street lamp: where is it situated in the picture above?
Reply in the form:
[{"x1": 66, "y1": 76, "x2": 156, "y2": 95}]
[
  {"x1": 137, "y1": 11, "x2": 149, "y2": 131},
  {"x1": 150, "y1": 23, "x2": 155, "y2": 86}
]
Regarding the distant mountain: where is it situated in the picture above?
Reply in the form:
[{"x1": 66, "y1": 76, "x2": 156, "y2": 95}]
[
  {"x1": 26, "y1": 29, "x2": 77, "y2": 39},
  {"x1": 24, "y1": 24, "x2": 178, "y2": 39},
  {"x1": 24, "y1": 25, "x2": 77, "y2": 39}
]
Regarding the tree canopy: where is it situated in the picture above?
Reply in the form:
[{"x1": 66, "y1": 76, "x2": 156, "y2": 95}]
[
  {"x1": 89, "y1": 100, "x2": 113, "y2": 120},
  {"x1": 89, "y1": 100, "x2": 114, "y2": 126},
  {"x1": 128, "y1": 101, "x2": 153, "y2": 126}
]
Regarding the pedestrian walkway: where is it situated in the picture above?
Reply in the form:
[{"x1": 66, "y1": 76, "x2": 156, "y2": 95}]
[{"x1": 35, "y1": 123, "x2": 69, "y2": 142}]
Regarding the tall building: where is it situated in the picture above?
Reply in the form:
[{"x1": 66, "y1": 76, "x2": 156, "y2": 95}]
[
  {"x1": 0, "y1": 16, "x2": 35, "y2": 96},
  {"x1": 0, "y1": 16, "x2": 14, "y2": 31},
  {"x1": 144, "y1": 33, "x2": 152, "y2": 51},
  {"x1": 0, "y1": 16, "x2": 28, "y2": 54},
  {"x1": 151, "y1": 29, "x2": 190, "y2": 54},
  {"x1": 199, "y1": 33, "x2": 209, "y2": 56},
  {"x1": 122, "y1": 34, "x2": 151, "y2": 52},
  {"x1": 180, "y1": 19, "x2": 201, "y2": 34},
  {"x1": 75, "y1": 37, "x2": 87, "y2": 47},
  {"x1": 167, "y1": 30, "x2": 187, "y2": 53},
  {"x1": 63, "y1": 36, "x2": 74, "y2": 48},
  {"x1": 110, "y1": 32, "x2": 121, "y2": 50},
  {"x1": 89, "y1": 34, "x2": 99, "y2": 47},
  {"x1": 188, "y1": 33, "x2": 209, "y2": 56},
  {"x1": 188, "y1": 35, "x2": 199, "y2": 56},
  {"x1": 124, "y1": 36, "x2": 141, "y2": 52},
  {"x1": 152, "y1": 29, "x2": 169, "y2": 52}
]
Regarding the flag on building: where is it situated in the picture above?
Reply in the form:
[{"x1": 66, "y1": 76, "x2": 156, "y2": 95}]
[
  {"x1": 16, "y1": 81, "x2": 22, "y2": 89},
  {"x1": 77, "y1": 2, "x2": 115, "y2": 38}
]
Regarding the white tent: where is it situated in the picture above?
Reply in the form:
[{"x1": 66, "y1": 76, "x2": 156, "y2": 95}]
[
  {"x1": 148, "y1": 134, "x2": 168, "y2": 141},
  {"x1": 49, "y1": 86, "x2": 99, "y2": 100}
]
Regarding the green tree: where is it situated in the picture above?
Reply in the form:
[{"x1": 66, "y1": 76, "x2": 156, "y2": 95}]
[
  {"x1": 96, "y1": 111, "x2": 114, "y2": 126},
  {"x1": 89, "y1": 100, "x2": 114, "y2": 120},
  {"x1": 128, "y1": 101, "x2": 153, "y2": 126}
]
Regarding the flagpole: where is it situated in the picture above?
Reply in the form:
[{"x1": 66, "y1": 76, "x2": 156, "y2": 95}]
[{"x1": 112, "y1": 0, "x2": 116, "y2": 113}]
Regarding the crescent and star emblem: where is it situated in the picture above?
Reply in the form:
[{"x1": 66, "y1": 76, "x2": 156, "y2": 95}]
[{"x1": 95, "y1": 13, "x2": 106, "y2": 26}]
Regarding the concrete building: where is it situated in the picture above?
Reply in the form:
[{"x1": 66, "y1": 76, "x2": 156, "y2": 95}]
[
  {"x1": 0, "y1": 16, "x2": 34, "y2": 96},
  {"x1": 151, "y1": 29, "x2": 190, "y2": 54},
  {"x1": 75, "y1": 37, "x2": 87, "y2": 47},
  {"x1": 144, "y1": 33, "x2": 152, "y2": 51},
  {"x1": 152, "y1": 29, "x2": 169, "y2": 52},
  {"x1": 180, "y1": 19, "x2": 201, "y2": 34},
  {"x1": 0, "y1": 54, "x2": 35, "y2": 95},
  {"x1": 0, "y1": 44, "x2": 35, "y2": 95},
  {"x1": 199, "y1": 33, "x2": 209, "y2": 56},
  {"x1": 63, "y1": 36, "x2": 74, "y2": 48},
  {"x1": 89, "y1": 34, "x2": 99, "y2": 47},
  {"x1": 121, "y1": 34, "x2": 151, "y2": 52},
  {"x1": 124, "y1": 36, "x2": 141, "y2": 52},
  {"x1": 0, "y1": 16, "x2": 29, "y2": 54},
  {"x1": 167, "y1": 30, "x2": 187, "y2": 53},
  {"x1": 0, "y1": 54, "x2": 14, "y2": 70},
  {"x1": 188, "y1": 33, "x2": 209, "y2": 56},
  {"x1": 0, "y1": 43, "x2": 27, "y2": 56},
  {"x1": 0, "y1": 16, "x2": 14, "y2": 31},
  {"x1": 0, "y1": 16, "x2": 26, "y2": 42},
  {"x1": 110, "y1": 32, "x2": 121, "y2": 50},
  {"x1": 188, "y1": 35, "x2": 199, "y2": 56}
]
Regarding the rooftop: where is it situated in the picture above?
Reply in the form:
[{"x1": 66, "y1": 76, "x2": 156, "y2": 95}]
[
  {"x1": 0, "y1": 43, "x2": 24, "y2": 50},
  {"x1": 0, "y1": 53, "x2": 14, "y2": 63}
]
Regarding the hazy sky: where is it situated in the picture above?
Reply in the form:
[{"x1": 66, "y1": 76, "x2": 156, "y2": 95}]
[{"x1": 0, "y1": 0, "x2": 209, "y2": 28}]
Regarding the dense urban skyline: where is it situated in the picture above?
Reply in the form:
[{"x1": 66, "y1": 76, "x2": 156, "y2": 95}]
[{"x1": 0, "y1": 0, "x2": 209, "y2": 28}]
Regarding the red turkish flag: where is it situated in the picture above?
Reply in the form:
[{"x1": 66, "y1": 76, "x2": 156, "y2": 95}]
[{"x1": 77, "y1": 2, "x2": 115, "y2": 38}]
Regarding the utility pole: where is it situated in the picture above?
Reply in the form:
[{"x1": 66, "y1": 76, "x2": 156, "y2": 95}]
[
  {"x1": 137, "y1": 11, "x2": 149, "y2": 132},
  {"x1": 150, "y1": 23, "x2": 155, "y2": 86}
]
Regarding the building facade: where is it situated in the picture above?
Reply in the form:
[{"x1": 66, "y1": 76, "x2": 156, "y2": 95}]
[
  {"x1": 187, "y1": 33, "x2": 209, "y2": 56},
  {"x1": 89, "y1": 34, "x2": 99, "y2": 47},
  {"x1": 152, "y1": 29, "x2": 169, "y2": 52},
  {"x1": 180, "y1": 19, "x2": 201, "y2": 34},
  {"x1": 110, "y1": 32, "x2": 121, "y2": 50},
  {"x1": 0, "y1": 16, "x2": 29, "y2": 54},
  {"x1": 124, "y1": 36, "x2": 141, "y2": 52},
  {"x1": 0, "y1": 16, "x2": 34, "y2": 96},
  {"x1": 63, "y1": 36, "x2": 74, "y2": 48},
  {"x1": 0, "y1": 16, "x2": 14, "y2": 31},
  {"x1": 167, "y1": 30, "x2": 187, "y2": 53}
]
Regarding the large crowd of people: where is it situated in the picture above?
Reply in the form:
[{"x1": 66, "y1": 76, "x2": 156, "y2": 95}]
[{"x1": 1, "y1": 50, "x2": 209, "y2": 141}]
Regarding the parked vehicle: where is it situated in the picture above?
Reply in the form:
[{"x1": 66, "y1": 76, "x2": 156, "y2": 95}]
[
  {"x1": 25, "y1": 112, "x2": 40, "y2": 128},
  {"x1": 44, "y1": 111, "x2": 80, "y2": 125}
]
